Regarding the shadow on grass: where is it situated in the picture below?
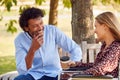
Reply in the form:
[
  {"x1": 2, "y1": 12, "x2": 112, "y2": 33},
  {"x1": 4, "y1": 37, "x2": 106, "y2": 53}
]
[{"x1": 0, "y1": 56, "x2": 16, "y2": 74}]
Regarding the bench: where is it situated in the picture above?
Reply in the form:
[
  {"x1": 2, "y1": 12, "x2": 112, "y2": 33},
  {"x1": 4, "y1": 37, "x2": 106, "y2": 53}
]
[{"x1": 0, "y1": 71, "x2": 18, "y2": 80}]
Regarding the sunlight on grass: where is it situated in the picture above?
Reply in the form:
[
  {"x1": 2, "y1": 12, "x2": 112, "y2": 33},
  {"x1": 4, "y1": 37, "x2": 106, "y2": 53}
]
[{"x1": 0, "y1": 56, "x2": 16, "y2": 74}]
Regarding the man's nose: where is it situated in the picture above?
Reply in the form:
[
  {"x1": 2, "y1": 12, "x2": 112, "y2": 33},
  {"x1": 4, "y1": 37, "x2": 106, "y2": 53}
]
[{"x1": 39, "y1": 25, "x2": 43, "y2": 30}]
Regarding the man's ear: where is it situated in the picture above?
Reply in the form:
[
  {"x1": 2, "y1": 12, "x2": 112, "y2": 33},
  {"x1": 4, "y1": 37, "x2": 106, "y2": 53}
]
[{"x1": 24, "y1": 27, "x2": 29, "y2": 32}]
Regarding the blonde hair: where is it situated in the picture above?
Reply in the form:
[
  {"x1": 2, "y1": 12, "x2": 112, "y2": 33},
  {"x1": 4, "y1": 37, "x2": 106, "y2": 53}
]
[{"x1": 95, "y1": 12, "x2": 120, "y2": 41}]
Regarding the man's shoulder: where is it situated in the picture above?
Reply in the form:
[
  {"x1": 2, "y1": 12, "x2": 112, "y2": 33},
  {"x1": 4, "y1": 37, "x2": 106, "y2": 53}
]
[
  {"x1": 44, "y1": 25, "x2": 57, "y2": 32},
  {"x1": 16, "y1": 32, "x2": 24, "y2": 37},
  {"x1": 45, "y1": 25, "x2": 56, "y2": 29},
  {"x1": 15, "y1": 32, "x2": 25, "y2": 40}
]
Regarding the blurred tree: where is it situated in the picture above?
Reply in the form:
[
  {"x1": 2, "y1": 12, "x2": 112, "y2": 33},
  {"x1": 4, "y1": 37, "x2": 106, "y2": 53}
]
[
  {"x1": 71, "y1": 0, "x2": 120, "y2": 43},
  {"x1": 49, "y1": 0, "x2": 71, "y2": 26},
  {"x1": 5, "y1": 19, "x2": 17, "y2": 33},
  {"x1": 71, "y1": 0, "x2": 95, "y2": 44},
  {"x1": 49, "y1": 0, "x2": 59, "y2": 26},
  {"x1": 0, "y1": 0, "x2": 120, "y2": 43}
]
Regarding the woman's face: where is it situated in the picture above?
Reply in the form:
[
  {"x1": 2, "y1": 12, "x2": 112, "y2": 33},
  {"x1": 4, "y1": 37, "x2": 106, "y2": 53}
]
[{"x1": 94, "y1": 20, "x2": 106, "y2": 42}]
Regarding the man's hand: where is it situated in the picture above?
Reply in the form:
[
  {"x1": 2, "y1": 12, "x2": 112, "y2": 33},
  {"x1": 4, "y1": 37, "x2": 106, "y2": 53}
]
[
  {"x1": 31, "y1": 30, "x2": 44, "y2": 51},
  {"x1": 25, "y1": 30, "x2": 44, "y2": 70}
]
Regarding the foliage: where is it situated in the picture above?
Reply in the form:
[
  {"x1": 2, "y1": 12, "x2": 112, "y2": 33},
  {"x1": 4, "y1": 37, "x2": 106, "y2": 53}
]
[
  {"x1": 92, "y1": 0, "x2": 120, "y2": 5},
  {"x1": 5, "y1": 19, "x2": 17, "y2": 34},
  {"x1": 0, "y1": 15, "x2": 3, "y2": 21},
  {"x1": 92, "y1": 0, "x2": 120, "y2": 11},
  {"x1": 19, "y1": 5, "x2": 31, "y2": 14},
  {"x1": 0, "y1": 0, "x2": 17, "y2": 11},
  {"x1": 63, "y1": 0, "x2": 71, "y2": 8},
  {"x1": 35, "y1": 0, "x2": 46, "y2": 5},
  {"x1": 0, "y1": 0, "x2": 46, "y2": 34},
  {"x1": 0, "y1": 0, "x2": 120, "y2": 33},
  {"x1": 114, "y1": 0, "x2": 120, "y2": 4}
]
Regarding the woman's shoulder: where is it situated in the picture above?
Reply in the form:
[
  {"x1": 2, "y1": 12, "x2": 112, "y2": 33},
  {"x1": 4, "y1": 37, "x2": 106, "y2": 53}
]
[
  {"x1": 113, "y1": 40, "x2": 120, "y2": 45},
  {"x1": 111, "y1": 40, "x2": 120, "y2": 50}
]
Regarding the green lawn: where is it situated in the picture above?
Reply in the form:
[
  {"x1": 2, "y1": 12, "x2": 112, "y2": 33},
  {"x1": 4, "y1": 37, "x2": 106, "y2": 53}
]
[
  {"x1": 0, "y1": 33, "x2": 17, "y2": 74},
  {"x1": 0, "y1": 56, "x2": 16, "y2": 74}
]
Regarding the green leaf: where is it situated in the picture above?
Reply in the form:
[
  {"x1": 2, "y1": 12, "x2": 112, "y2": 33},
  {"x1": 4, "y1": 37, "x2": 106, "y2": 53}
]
[
  {"x1": 1, "y1": 1, "x2": 4, "y2": 6},
  {"x1": 7, "y1": 26, "x2": 17, "y2": 33},
  {"x1": 6, "y1": 1, "x2": 12, "y2": 11},
  {"x1": 63, "y1": 0, "x2": 71, "y2": 8},
  {"x1": 35, "y1": 0, "x2": 46, "y2": 5},
  {"x1": 0, "y1": 15, "x2": 3, "y2": 21},
  {"x1": 114, "y1": 0, "x2": 120, "y2": 4},
  {"x1": 92, "y1": 0, "x2": 99, "y2": 5},
  {"x1": 5, "y1": 20, "x2": 17, "y2": 34},
  {"x1": 13, "y1": 0, "x2": 17, "y2": 5},
  {"x1": 19, "y1": 5, "x2": 30, "y2": 14},
  {"x1": 0, "y1": 0, "x2": 17, "y2": 11},
  {"x1": 41, "y1": 9, "x2": 46, "y2": 16},
  {"x1": 101, "y1": 0, "x2": 111, "y2": 5}
]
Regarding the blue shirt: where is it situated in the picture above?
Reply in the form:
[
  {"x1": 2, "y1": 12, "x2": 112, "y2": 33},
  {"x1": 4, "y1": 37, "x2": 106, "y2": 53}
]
[{"x1": 14, "y1": 25, "x2": 82, "y2": 79}]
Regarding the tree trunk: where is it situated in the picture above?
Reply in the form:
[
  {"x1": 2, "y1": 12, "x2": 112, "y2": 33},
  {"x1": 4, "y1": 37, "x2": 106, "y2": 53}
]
[
  {"x1": 71, "y1": 0, "x2": 95, "y2": 44},
  {"x1": 49, "y1": 0, "x2": 59, "y2": 26}
]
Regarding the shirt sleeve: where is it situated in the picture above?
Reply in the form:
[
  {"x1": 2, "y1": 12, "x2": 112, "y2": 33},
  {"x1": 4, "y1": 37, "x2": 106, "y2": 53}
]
[
  {"x1": 54, "y1": 26, "x2": 82, "y2": 61},
  {"x1": 14, "y1": 37, "x2": 27, "y2": 74},
  {"x1": 84, "y1": 45, "x2": 120, "y2": 76}
]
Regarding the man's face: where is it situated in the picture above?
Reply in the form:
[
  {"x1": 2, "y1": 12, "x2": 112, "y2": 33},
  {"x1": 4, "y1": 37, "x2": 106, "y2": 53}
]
[{"x1": 25, "y1": 17, "x2": 44, "y2": 38}]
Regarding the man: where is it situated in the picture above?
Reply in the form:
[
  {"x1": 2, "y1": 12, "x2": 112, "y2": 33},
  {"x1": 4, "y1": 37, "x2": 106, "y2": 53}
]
[{"x1": 14, "y1": 7, "x2": 82, "y2": 80}]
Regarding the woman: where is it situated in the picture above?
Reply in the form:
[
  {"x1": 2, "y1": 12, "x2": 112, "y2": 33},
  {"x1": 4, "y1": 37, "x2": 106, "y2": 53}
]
[{"x1": 69, "y1": 12, "x2": 120, "y2": 78}]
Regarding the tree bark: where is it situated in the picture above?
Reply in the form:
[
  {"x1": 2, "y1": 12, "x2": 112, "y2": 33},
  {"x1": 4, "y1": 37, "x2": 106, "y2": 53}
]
[
  {"x1": 49, "y1": 0, "x2": 59, "y2": 26},
  {"x1": 71, "y1": 0, "x2": 95, "y2": 44}
]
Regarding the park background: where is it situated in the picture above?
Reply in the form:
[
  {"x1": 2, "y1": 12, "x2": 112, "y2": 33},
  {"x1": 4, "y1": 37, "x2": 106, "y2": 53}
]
[{"x1": 0, "y1": 0, "x2": 120, "y2": 74}]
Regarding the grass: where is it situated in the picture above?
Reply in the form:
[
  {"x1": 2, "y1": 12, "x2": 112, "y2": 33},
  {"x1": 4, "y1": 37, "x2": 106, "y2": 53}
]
[
  {"x1": 0, "y1": 30, "x2": 17, "y2": 74},
  {"x1": 0, "y1": 56, "x2": 16, "y2": 74}
]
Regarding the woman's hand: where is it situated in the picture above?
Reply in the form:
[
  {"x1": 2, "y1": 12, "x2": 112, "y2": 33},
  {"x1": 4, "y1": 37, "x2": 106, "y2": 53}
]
[
  {"x1": 68, "y1": 61, "x2": 77, "y2": 67},
  {"x1": 61, "y1": 60, "x2": 77, "y2": 69},
  {"x1": 68, "y1": 61, "x2": 83, "y2": 67}
]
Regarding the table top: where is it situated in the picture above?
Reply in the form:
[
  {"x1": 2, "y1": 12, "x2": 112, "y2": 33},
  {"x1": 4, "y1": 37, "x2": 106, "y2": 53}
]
[{"x1": 59, "y1": 70, "x2": 118, "y2": 80}]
